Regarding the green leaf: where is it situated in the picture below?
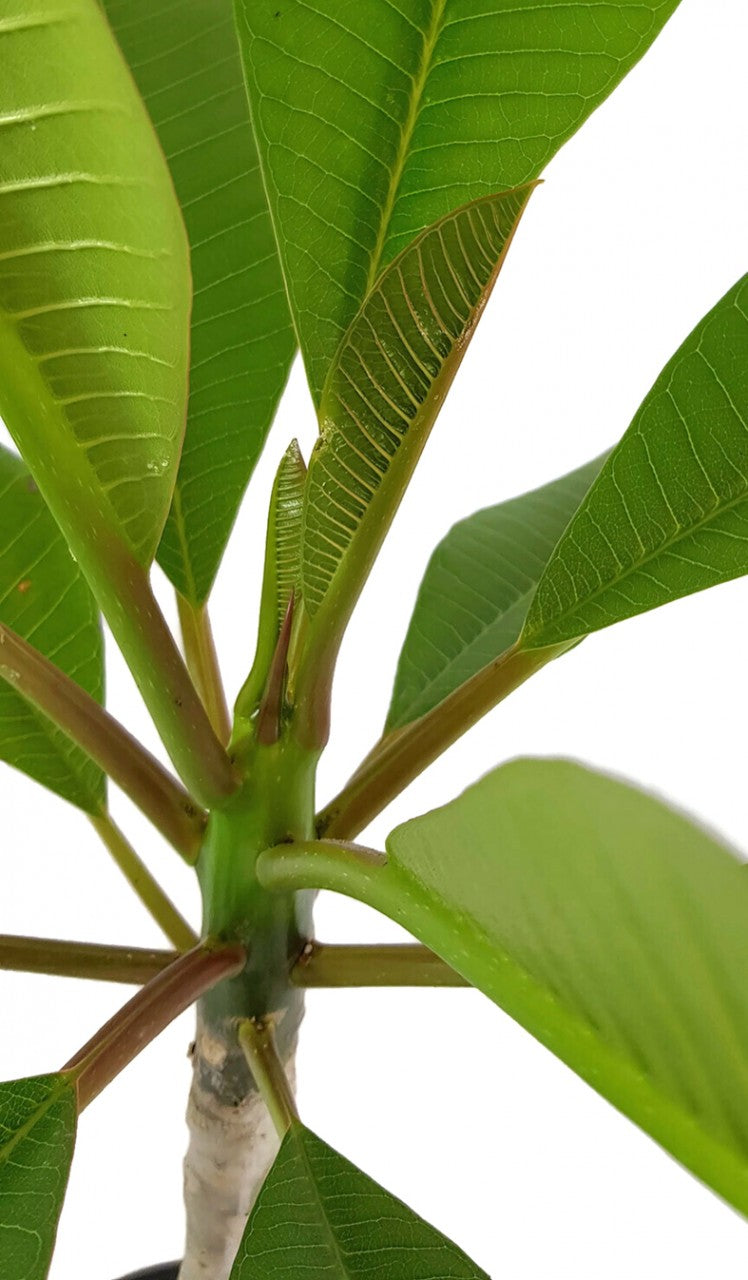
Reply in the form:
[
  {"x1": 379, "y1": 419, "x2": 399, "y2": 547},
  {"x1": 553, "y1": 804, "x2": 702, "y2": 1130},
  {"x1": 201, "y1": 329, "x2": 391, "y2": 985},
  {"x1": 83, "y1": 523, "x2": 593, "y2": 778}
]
[
  {"x1": 522, "y1": 276, "x2": 748, "y2": 648},
  {"x1": 0, "y1": 446, "x2": 104, "y2": 811},
  {"x1": 0, "y1": 1073, "x2": 77, "y2": 1280},
  {"x1": 237, "y1": 0, "x2": 681, "y2": 401},
  {"x1": 380, "y1": 760, "x2": 748, "y2": 1216},
  {"x1": 387, "y1": 455, "x2": 604, "y2": 731},
  {"x1": 235, "y1": 439, "x2": 306, "y2": 719},
  {"x1": 301, "y1": 186, "x2": 533, "y2": 653},
  {"x1": 230, "y1": 1121, "x2": 487, "y2": 1280},
  {"x1": 0, "y1": 0, "x2": 190, "y2": 568},
  {"x1": 103, "y1": 0, "x2": 296, "y2": 603}
]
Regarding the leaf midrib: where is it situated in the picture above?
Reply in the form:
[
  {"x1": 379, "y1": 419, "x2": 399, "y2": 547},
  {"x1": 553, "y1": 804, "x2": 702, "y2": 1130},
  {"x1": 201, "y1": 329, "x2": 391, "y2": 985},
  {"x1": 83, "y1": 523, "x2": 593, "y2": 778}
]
[
  {"x1": 363, "y1": 0, "x2": 447, "y2": 295},
  {"x1": 0, "y1": 1077, "x2": 72, "y2": 1169},
  {"x1": 527, "y1": 446, "x2": 748, "y2": 644},
  {"x1": 386, "y1": 851, "x2": 748, "y2": 1194},
  {"x1": 293, "y1": 1126, "x2": 355, "y2": 1277}
]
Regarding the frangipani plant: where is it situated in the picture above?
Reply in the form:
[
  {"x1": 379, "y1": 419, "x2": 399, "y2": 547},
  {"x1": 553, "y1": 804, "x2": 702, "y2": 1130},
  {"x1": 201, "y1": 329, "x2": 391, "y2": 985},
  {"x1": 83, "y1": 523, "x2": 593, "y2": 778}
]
[{"x1": 0, "y1": 2, "x2": 746, "y2": 1279}]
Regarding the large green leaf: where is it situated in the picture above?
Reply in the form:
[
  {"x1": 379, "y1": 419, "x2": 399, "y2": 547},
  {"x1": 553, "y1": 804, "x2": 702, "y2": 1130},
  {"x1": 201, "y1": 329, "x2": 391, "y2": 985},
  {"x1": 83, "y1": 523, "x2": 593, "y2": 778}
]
[
  {"x1": 237, "y1": 0, "x2": 681, "y2": 400},
  {"x1": 0, "y1": 446, "x2": 104, "y2": 811},
  {"x1": 522, "y1": 276, "x2": 748, "y2": 648},
  {"x1": 0, "y1": 1073, "x2": 77, "y2": 1280},
  {"x1": 230, "y1": 1121, "x2": 487, "y2": 1279},
  {"x1": 104, "y1": 0, "x2": 296, "y2": 602},
  {"x1": 0, "y1": 0, "x2": 190, "y2": 568},
  {"x1": 301, "y1": 186, "x2": 533, "y2": 651},
  {"x1": 387, "y1": 455, "x2": 604, "y2": 731},
  {"x1": 377, "y1": 761, "x2": 748, "y2": 1215},
  {"x1": 262, "y1": 760, "x2": 748, "y2": 1213}
]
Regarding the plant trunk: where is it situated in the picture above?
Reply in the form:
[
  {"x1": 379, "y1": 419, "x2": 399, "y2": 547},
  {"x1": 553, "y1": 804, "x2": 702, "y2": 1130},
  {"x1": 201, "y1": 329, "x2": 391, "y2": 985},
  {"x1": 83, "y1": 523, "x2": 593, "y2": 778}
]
[
  {"x1": 179, "y1": 740, "x2": 317, "y2": 1280},
  {"x1": 179, "y1": 1013, "x2": 297, "y2": 1280}
]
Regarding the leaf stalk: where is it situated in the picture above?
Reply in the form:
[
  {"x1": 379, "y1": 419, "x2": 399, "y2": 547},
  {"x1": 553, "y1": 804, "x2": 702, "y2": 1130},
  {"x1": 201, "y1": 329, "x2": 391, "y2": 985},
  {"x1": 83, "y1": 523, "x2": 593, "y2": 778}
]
[
  {"x1": 318, "y1": 641, "x2": 568, "y2": 839},
  {"x1": 291, "y1": 941, "x2": 467, "y2": 987},
  {"x1": 238, "y1": 1017, "x2": 299, "y2": 1139},
  {"x1": 65, "y1": 941, "x2": 245, "y2": 1110},
  {"x1": 89, "y1": 812, "x2": 198, "y2": 951},
  {"x1": 0, "y1": 621, "x2": 207, "y2": 859},
  {"x1": 177, "y1": 594, "x2": 231, "y2": 745},
  {"x1": 0, "y1": 934, "x2": 176, "y2": 984}
]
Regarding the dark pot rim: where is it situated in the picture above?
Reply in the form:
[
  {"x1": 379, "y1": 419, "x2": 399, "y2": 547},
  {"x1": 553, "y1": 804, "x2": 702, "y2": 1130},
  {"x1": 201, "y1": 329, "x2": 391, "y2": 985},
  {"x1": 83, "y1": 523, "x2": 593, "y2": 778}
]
[{"x1": 114, "y1": 1265, "x2": 181, "y2": 1280}]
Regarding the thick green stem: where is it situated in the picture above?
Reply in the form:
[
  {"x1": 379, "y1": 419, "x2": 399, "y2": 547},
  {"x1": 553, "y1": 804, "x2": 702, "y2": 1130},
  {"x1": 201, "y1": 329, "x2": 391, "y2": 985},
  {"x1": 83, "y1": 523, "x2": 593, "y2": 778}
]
[
  {"x1": 0, "y1": 934, "x2": 176, "y2": 983},
  {"x1": 65, "y1": 941, "x2": 245, "y2": 1110},
  {"x1": 181, "y1": 736, "x2": 319, "y2": 1280},
  {"x1": 318, "y1": 641, "x2": 568, "y2": 839},
  {"x1": 0, "y1": 622, "x2": 206, "y2": 859},
  {"x1": 291, "y1": 941, "x2": 467, "y2": 987},
  {"x1": 177, "y1": 594, "x2": 231, "y2": 746},
  {"x1": 90, "y1": 812, "x2": 197, "y2": 952}
]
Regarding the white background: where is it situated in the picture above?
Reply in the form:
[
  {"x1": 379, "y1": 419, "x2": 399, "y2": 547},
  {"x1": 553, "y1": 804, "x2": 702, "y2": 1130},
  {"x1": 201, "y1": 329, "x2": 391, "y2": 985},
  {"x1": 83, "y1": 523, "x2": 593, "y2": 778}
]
[{"x1": 1, "y1": 0, "x2": 748, "y2": 1275}]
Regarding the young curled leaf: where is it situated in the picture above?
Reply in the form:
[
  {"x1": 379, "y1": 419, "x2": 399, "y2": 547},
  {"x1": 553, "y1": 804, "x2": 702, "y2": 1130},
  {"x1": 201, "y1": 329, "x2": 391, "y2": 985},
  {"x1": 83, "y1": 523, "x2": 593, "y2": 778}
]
[
  {"x1": 301, "y1": 186, "x2": 535, "y2": 672},
  {"x1": 235, "y1": 441, "x2": 306, "y2": 723}
]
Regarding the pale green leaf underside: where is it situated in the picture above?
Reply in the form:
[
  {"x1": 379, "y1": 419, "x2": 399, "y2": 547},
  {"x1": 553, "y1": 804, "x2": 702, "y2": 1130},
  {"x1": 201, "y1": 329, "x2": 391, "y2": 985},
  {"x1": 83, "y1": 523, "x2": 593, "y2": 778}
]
[
  {"x1": 237, "y1": 0, "x2": 681, "y2": 401},
  {"x1": 302, "y1": 186, "x2": 533, "y2": 628},
  {"x1": 0, "y1": 447, "x2": 104, "y2": 810},
  {"x1": 230, "y1": 1122, "x2": 487, "y2": 1279},
  {"x1": 104, "y1": 0, "x2": 296, "y2": 602},
  {"x1": 0, "y1": 0, "x2": 191, "y2": 567},
  {"x1": 387, "y1": 454, "x2": 604, "y2": 730},
  {"x1": 523, "y1": 275, "x2": 748, "y2": 647},
  {"x1": 387, "y1": 760, "x2": 748, "y2": 1215},
  {"x1": 0, "y1": 1073, "x2": 77, "y2": 1280}
]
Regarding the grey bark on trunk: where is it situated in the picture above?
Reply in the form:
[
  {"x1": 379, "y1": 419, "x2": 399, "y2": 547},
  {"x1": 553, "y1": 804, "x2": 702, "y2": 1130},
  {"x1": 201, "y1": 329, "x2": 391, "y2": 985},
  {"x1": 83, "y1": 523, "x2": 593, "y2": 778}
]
[{"x1": 178, "y1": 1014, "x2": 295, "y2": 1280}]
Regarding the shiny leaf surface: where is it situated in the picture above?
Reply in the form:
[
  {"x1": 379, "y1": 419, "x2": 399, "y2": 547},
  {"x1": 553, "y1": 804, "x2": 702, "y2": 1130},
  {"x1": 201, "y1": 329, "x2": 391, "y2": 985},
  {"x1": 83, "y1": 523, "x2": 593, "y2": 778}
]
[
  {"x1": 104, "y1": 0, "x2": 296, "y2": 601},
  {"x1": 237, "y1": 0, "x2": 681, "y2": 399},
  {"x1": 0, "y1": 0, "x2": 191, "y2": 567}
]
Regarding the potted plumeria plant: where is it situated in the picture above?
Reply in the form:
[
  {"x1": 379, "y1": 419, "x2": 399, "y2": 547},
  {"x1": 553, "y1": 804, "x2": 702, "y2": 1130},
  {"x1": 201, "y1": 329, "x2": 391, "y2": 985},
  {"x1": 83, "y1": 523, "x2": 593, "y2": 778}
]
[{"x1": 0, "y1": 2, "x2": 746, "y2": 1279}]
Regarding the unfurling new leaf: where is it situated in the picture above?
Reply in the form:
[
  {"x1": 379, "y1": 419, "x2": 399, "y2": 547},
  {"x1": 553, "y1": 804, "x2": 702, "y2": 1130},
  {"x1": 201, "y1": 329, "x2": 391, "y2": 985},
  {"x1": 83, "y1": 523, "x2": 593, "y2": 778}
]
[
  {"x1": 230, "y1": 1122, "x2": 487, "y2": 1280},
  {"x1": 235, "y1": 441, "x2": 306, "y2": 721},
  {"x1": 0, "y1": 1073, "x2": 77, "y2": 1280},
  {"x1": 300, "y1": 186, "x2": 534, "y2": 676}
]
